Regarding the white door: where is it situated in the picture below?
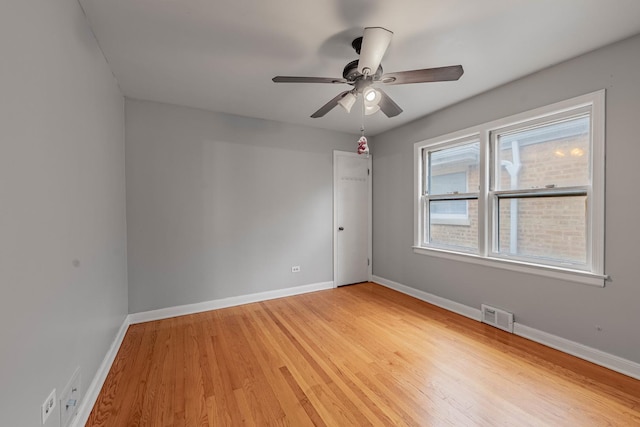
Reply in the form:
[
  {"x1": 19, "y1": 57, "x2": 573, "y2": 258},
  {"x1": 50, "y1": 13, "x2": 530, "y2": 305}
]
[{"x1": 334, "y1": 151, "x2": 371, "y2": 287}]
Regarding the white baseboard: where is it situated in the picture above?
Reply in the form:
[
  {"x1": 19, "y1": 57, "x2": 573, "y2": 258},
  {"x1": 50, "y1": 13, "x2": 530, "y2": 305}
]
[
  {"x1": 372, "y1": 275, "x2": 640, "y2": 381},
  {"x1": 372, "y1": 275, "x2": 482, "y2": 321},
  {"x1": 128, "y1": 281, "x2": 334, "y2": 324},
  {"x1": 72, "y1": 315, "x2": 131, "y2": 427},
  {"x1": 513, "y1": 323, "x2": 640, "y2": 380}
]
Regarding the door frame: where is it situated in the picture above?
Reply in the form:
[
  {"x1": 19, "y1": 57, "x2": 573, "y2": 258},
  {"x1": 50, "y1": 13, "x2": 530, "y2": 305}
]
[{"x1": 333, "y1": 150, "x2": 373, "y2": 288}]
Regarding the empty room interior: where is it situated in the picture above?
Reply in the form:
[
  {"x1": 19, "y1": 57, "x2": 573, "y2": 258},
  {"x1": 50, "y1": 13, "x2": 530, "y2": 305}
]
[{"x1": 3, "y1": 0, "x2": 640, "y2": 426}]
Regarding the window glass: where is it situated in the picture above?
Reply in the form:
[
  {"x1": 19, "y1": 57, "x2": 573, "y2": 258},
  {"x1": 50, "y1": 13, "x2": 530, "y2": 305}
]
[
  {"x1": 429, "y1": 143, "x2": 479, "y2": 195},
  {"x1": 425, "y1": 142, "x2": 479, "y2": 238},
  {"x1": 431, "y1": 199, "x2": 467, "y2": 216},
  {"x1": 495, "y1": 116, "x2": 590, "y2": 191},
  {"x1": 496, "y1": 196, "x2": 587, "y2": 266},
  {"x1": 429, "y1": 199, "x2": 478, "y2": 251},
  {"x1": 431, "y1": 171, "x2": 466, "y2": 195},
  {"x1": 431, "y1": 172, "x2": 467, "y2": 216}
]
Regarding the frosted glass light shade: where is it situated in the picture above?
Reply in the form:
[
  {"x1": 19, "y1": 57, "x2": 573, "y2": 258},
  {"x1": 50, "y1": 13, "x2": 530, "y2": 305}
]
[
  {"x1": 338, "y1": 92, "x2": 357, "y2": 113},
  {"x1": 364, "y1": 104, "x2": 380, "y2": 115},
  {"x1": 363, "y1": 88, "x2": 381, "y2": 115}
]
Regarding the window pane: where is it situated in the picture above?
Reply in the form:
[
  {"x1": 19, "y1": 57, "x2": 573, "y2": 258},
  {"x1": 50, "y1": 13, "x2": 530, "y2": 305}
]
[
  {"x1": 432, "y1": 199, "x2": 466, "y2": 215},
  {"x1": 431, "y1": 172, "x2": 467, "y2": 216},
  {"x1": 429, "y1": 142, "x2": 479, "y2": 195},
  {"x1": 496, "y1": 196, "x2": 587, "y2": 265},
  {"x1": 495, "y1": 116, "x2": 589, "y2": 191},
  {"x1": 429, "y1": 199, "x2": 478, "y2": 251},
  {"x1": 432, "y1": 171, "x2": 467, "y2": 195}
]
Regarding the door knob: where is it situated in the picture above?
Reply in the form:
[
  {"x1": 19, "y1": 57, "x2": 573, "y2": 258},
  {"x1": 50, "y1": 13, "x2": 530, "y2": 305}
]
[{"x1": 338, "y1": 227, "x2": 344, "y2": 231}]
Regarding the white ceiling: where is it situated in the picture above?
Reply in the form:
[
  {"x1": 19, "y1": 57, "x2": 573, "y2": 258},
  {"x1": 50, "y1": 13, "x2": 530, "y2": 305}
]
[{"x1": 79, "y1": 0, "x2": 640, "y2": 136}]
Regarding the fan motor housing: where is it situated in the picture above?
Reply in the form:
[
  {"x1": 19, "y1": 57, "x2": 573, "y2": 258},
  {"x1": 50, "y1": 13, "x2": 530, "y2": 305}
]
[{"x1": 342, "y1": 60, "x2": 383, "y2": 82}]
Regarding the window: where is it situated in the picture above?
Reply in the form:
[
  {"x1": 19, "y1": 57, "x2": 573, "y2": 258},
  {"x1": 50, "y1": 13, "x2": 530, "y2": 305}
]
[
  {"x1": 414, "y1": 91, "x2": 606, "y2": 286},
  {"x1": 423, "y1": 141, "x2": 479, "y2": 247},
  {"x1": 429, "y1": 155, "x2": 476, "y2": 226},
  {"x1": 491, "y1": 115, "x2": 590, "y2": 268}
]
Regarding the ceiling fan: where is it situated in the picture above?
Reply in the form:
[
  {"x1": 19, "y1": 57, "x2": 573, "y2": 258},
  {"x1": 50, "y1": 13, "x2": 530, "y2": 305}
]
[{"x1": 272, "y1": 27, "x2": 464, "y2": 118}]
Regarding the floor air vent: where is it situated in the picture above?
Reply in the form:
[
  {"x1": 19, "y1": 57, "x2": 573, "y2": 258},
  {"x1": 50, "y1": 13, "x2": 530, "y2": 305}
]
[{"x1": 481, "y1": 304, "x2": 514, "y2": 333}]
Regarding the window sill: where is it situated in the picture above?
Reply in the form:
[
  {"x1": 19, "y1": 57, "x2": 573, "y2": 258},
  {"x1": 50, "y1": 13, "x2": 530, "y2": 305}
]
[{"x1": 412, "y1": 246, "x2": 608, "y2": 287}]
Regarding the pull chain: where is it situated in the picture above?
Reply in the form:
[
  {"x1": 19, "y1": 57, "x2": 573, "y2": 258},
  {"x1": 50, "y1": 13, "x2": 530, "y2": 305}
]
[{"x1": 361, "y1": 93, "x2": 365, "y2": 137}]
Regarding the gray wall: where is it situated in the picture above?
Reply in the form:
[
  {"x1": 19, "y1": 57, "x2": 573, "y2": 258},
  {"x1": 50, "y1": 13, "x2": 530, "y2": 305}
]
[
  {"x1": 372, "y1": 33, "x2": 640, "y2": 364},
  {"x1": 0, "y1": 0, "x2": 128, "y2": 426},
  {"x1": 126, "y1": 100, "x2": 360, "y2": 313}
]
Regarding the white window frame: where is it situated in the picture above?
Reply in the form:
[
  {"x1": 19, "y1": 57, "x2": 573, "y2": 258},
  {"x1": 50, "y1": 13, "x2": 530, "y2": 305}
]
[
  {"x1": 413, "y1": 90, "x2": 607, "y2": 287},
  {"x1": 421, "y1": 138, "x2": 479, "y2": 249}
]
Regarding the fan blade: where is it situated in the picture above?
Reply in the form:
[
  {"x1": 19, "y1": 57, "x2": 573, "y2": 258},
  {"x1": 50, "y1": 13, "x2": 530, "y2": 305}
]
[
  {"x1": 311, "y1": 91, "x2": 350, "y2": 118},
  {"x1": 357, "y1": 27, "x2": 393, "y2": 76},
  {"x1": 380, "y1": 65, "x2": 464, "y2": 85},
  {"x1": 273, "y1": 76, "x2": 347, "y2": 84},
  {"x1": 377, "y1": 89, "x2": 403, "y2": 118}
]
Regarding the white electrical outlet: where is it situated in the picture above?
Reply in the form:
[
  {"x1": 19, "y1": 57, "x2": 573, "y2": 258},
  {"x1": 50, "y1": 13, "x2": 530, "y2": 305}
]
[
  {"x1": 291, "y1": 266, "x2": 301, "y2": 273},
  {"x1": 60, "y1": 368, "x2": 81, "y2": 427},
  {"x1": 42, "y1": 389, "x2": 56, "y2": 424}
]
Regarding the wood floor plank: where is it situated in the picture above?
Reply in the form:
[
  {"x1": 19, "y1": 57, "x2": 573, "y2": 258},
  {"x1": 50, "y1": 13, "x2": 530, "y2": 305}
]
[
  {"x1": 236, "y1": 309, "x2": 314, "y2": 427},
  {"x1": 274, "y1": 298, "x2": 399, "y2": 425},
  {"x1": 262, "y1": 304, "x2": 373, "y2": 426},
  {"x1": 87, "y1": 283, "x2": 640, "y2": 426}
]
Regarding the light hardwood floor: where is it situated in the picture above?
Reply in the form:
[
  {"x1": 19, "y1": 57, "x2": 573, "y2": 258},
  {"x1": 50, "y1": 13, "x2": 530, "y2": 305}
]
[{"x1": 87, "y1": 283, "x2": 640, "y2": 426}]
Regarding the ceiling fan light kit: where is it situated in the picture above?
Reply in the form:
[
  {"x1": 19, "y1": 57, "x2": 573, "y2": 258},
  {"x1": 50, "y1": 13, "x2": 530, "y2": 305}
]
[
  {"x1": 272, "y1": 26, "x2": 464, "y2": 119},
  {"x1": 363, "y1": 87, "x2": 382, "y2": 115},
  {"x1": 364, "y1": 103, "x2": 380, "y2": 116},
  {"x1": 338, "y1": 91, "x2": 357, "y2": 113},
  {"x1": 364, "y1": 87, "x2": 378, "y2": 102}
]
